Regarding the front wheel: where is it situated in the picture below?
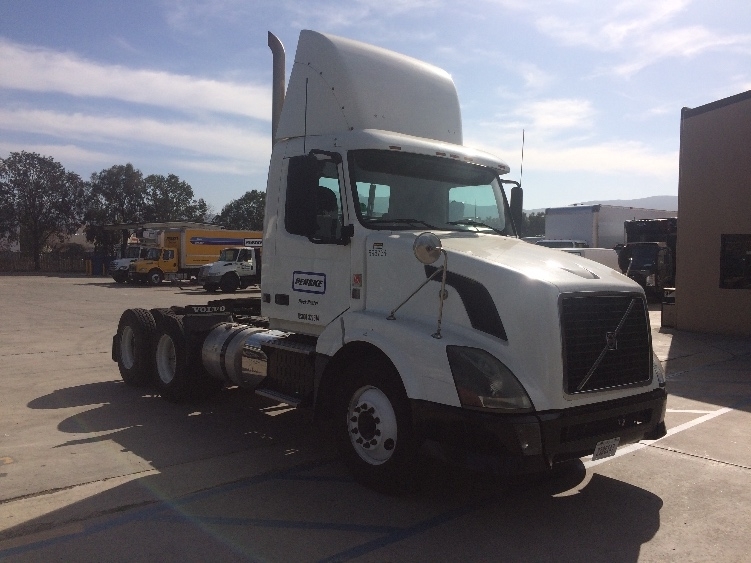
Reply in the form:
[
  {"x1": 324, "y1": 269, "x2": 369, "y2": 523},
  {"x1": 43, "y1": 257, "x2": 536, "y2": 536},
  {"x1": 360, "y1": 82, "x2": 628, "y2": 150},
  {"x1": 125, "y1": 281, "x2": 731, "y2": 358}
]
[
  {"x1": 147, "y1": 269, "x2": 163, "y2": 286},
  {"x1": 335, "y1": 361, "x2": 417, "y2": 494},
  {"x1": 220, "y1": 273, "x2": 239, "y2": 293}
]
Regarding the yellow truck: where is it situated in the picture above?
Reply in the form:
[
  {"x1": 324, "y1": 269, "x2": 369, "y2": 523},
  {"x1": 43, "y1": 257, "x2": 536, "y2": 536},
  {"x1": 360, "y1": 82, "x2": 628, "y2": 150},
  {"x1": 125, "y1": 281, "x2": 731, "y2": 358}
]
[{"x1": 128, "y1": 228, "x2": 262, "y2": 285}]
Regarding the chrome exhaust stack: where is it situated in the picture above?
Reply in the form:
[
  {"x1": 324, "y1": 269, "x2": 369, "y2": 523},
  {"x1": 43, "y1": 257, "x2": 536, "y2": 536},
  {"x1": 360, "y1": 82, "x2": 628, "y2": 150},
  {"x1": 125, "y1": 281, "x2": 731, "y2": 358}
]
[{"x1": 268, "y1": 31, "x2": 286, "y2": 144}]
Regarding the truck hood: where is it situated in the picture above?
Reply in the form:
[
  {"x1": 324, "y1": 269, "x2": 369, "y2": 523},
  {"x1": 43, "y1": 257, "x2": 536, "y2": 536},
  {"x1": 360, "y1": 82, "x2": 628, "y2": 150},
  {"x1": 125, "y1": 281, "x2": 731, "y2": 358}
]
[
  {"x1": 362, "y1": 231, "x2": 647, "y2": 410},
  {"x1": 439, "y1": 232, "x2": 633, "y2": 292}
]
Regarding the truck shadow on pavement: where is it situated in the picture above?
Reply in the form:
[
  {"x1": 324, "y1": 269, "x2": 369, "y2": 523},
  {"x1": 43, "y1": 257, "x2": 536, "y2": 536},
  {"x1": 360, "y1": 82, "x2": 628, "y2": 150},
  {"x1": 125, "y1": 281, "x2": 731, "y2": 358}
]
[{"x1": 1, "y1": 380, "x2": 663, "y2": 562}]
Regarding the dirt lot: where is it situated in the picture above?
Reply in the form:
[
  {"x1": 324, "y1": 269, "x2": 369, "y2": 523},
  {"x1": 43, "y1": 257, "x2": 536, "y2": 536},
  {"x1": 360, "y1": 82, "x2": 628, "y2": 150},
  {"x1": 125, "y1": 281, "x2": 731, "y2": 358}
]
[{"x1": 0, "y1": 275, "x2": 749, "y2": 562}]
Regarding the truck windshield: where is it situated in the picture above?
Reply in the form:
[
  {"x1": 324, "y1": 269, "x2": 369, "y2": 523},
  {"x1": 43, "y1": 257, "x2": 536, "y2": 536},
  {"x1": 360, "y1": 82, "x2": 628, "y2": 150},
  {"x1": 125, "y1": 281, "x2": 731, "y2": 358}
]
[
  {"x1": 124, "y1": 246, "x2": 142, "y2": 259},
  {"x1": 349, "y1": 150, "x2": 514, "y2": 235},
  {"x1": 219, "y1": 249, "x2": 239, "y2": 261},
  {"x1": 146, "y1": 248, "x2": 161, "y2": 260},
  {"x1": 629, "y1": 245, "x2": 658, "y2": 269}
]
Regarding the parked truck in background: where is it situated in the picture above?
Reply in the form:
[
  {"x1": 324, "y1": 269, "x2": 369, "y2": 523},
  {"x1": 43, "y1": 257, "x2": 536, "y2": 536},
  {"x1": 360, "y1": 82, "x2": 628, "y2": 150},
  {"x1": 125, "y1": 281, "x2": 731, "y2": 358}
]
[
  {"x1": 619, "y1": 218, "x2": 677, "y2": 298},
  {"x1": 544, "y1": 204, "x2": 675, "y2": 249},
  {"x1": 197, "y1": 244, "x2": 263, "y2": 293},
  {"x1": 109, "y1": 244, "x2": 153, "y2": 283},
  {"x1": 128, "y1": 228, "x2": 262, "y2": 285},
  {"x1": 112, "y1": 30, "x2": 667, "y2": 493}
]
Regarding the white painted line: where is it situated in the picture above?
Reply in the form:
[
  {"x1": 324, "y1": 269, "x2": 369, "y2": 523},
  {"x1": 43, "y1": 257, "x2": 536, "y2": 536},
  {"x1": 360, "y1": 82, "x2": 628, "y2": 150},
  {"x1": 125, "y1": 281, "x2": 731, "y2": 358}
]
[
  {"x1": 583, "y1": 407, "x2": 732, "y2": 468},
  {"x1": 666, "y1": 409, "x2": 716, "y2": 414}
]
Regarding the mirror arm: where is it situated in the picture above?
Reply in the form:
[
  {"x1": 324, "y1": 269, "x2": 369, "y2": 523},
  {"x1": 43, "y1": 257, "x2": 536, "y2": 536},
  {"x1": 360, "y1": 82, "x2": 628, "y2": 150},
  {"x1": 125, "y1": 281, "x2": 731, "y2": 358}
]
[
  {"x1": 387, "y1": 265, "x2": 444, "y2": 320},
  {"x1": 431, "y1": 250, "x2": 448, "y2": 339}
]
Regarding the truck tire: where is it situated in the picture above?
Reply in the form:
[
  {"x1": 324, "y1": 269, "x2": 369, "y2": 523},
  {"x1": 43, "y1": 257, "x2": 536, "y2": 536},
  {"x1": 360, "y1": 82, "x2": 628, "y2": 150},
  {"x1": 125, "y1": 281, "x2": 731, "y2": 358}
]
[
  {"x1": 153, "y1": 313, "x2": 222, "y2": 403},
  {"x1": 112, "y1": 272, "x2": 127, "y2": 284},
  {"x1": 335, "y1": 361, "x2": 418, "y2": 494},
  {"x1": 220, "y1": 273, "x2": 239, "y2": 293},
  {"x1": 116, "y1": 308, "x2": 156, "y2": 387},
  {"x1": 147, "y1": 269, "x2": 163, "y2": 286}
]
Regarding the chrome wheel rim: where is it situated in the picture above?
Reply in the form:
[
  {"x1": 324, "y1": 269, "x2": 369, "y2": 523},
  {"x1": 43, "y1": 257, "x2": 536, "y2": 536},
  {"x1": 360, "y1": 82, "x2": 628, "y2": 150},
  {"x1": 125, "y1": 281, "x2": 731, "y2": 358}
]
[
  {"x1": 120, "y1": 326, "x2": 135, "y2": 370},
  {"x1": 156, "y1": 334, "x2": 176, "y2": 384}
]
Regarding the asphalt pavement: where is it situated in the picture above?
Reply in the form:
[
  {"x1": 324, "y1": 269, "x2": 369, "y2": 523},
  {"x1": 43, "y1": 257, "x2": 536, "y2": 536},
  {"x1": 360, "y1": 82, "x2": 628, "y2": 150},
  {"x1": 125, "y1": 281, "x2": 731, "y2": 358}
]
[{"x1": 0, "y1": 274, "x2": 749, "y2": 562}]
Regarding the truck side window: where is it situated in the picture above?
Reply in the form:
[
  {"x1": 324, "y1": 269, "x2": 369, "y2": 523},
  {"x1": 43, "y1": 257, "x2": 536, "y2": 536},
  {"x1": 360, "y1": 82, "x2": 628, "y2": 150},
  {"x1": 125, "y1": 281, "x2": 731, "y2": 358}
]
[
  {"x1": 163, "y1": 249, "x2": 175, "y2": 260},
  {"x1": 286, "y1": 156, "x2": 343, "y2": 243}
]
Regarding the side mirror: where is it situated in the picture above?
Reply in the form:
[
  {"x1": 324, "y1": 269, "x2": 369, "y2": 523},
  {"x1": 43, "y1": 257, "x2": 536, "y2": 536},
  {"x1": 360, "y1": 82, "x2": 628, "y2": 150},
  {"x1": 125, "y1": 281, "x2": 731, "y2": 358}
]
[
  {"x1": 413, "y1": 232, "x2": 442, "y2": 264},
  {"x1": 510, "y1": 185, "x2": 524, "y2": 237}
]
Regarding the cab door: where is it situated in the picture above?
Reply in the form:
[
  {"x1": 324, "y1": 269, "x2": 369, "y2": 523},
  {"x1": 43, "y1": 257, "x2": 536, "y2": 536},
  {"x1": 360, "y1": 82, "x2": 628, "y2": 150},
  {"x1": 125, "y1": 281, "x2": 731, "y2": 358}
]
[{"x1": 263, "y1": 150, "x2": 352, "y2": 334}]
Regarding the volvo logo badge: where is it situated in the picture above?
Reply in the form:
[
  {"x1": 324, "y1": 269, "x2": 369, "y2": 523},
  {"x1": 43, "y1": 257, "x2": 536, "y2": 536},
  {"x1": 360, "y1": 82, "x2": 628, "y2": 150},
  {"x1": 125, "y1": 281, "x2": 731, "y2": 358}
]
[{"x1": 606, "y1": 331, "x2": 618, "y2": 350}]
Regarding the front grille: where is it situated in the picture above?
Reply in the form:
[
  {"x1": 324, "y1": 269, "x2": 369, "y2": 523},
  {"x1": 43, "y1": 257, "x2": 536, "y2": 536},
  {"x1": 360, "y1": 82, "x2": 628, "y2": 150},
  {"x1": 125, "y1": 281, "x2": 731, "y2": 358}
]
[{"x1": 561, "y1": 294, "x2": 651, "y2": 394}]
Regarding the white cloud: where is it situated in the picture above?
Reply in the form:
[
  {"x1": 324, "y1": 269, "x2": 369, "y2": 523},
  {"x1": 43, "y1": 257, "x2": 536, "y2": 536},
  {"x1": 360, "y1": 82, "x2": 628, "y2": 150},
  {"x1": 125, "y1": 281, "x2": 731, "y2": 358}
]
[
  {"x1": 0, "y1": 40, "x2": 271, "y2": 120},
  {"x1": 0, "y1": 142, "x2": 119, "y2": 168},
  {"x1": 514, "y1": 98, "x2": 595, "y2": 132},
  {"x1": 0, "y1": 108, "x2": 270, "y2": 167},
  {"x1": 491, "y1": 0, "x2": 751, "y2": 77},
  {"x1": 466, "y1": 133, "x2": 677, "y2": 181}
]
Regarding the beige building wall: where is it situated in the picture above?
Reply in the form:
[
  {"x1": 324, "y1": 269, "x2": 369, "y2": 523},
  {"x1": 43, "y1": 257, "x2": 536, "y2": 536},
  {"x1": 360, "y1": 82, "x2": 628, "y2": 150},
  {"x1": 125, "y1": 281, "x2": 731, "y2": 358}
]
[{"x1": 675, "y1": 90, "x2": 751, "y2": 336}]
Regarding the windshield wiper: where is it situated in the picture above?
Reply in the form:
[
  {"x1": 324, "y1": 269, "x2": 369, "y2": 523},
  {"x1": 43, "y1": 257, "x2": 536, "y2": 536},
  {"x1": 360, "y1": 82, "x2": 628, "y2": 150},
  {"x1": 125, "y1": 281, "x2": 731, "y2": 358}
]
[
  {"x1": 447, "y1": 219, "x2": 506, "y2": 236},
  {"x1": 364, "y1": 218, "x2": 440, "y2": 229}
]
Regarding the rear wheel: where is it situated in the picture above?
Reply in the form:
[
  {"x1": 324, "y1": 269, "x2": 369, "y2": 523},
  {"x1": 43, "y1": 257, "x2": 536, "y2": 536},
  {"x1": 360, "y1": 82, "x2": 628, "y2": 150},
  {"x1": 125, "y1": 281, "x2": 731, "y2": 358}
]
[
  {"x1": 335, "y1": 360, "x2": 417, "y2": 494},
  {"x1": 147, "y1": 269, "x2": 163, "y2": 286},
  {"x1": 153, "y1": 314, "x2": 223, "y2": 403},
  {"x1": 220, "y1": 273, "x2": 239, "y2": 293},
  {"x1": 116, "y1": 308, "x2": 156, "y2": 387}
]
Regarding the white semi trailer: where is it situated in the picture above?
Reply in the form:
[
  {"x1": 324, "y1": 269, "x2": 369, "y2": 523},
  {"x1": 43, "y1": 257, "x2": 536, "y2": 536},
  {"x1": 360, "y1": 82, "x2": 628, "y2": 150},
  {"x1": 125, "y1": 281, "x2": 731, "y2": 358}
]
[
  {"x1": 544, "y1": 204, "x2": 675, "y2": 249},
  {"x1": 112, "y1": 30, "x2": 667, "y2": 493}
]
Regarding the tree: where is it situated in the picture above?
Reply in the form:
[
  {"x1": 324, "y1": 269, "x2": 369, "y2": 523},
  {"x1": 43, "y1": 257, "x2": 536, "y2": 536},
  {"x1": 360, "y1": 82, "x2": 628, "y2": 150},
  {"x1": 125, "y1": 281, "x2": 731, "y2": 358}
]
[
  {"x1": 0, "y1": 152, "x2": 87, "y2": 270},
  {"x1": 143, "y1": 173, "x2": 208, "y2": 223},
  {"x1": 216, "y1": 190, "x2": 266, "y2": 230},
  {"x1": 85, "y1": 163, "x2": 147, "y2": 256}
]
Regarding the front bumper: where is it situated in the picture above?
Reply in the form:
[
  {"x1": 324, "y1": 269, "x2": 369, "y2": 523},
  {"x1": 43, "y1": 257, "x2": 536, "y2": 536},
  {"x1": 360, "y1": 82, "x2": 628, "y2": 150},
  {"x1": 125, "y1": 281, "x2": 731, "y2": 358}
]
[{"x1": 412, "y1": 388, "x2": 667, "y2": 475}]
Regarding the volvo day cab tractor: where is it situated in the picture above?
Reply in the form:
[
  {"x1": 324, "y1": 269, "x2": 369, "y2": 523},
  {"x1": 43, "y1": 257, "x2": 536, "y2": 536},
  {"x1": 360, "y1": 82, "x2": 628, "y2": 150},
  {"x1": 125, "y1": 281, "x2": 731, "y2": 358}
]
[{"x1": 112, "y1": 30, "x2": 667, "y2": 493}]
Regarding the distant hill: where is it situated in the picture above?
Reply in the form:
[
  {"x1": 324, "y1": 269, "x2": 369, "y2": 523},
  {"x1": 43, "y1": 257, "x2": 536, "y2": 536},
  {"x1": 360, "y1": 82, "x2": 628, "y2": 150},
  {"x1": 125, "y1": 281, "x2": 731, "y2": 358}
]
[{"x1": 525, "y1": 195, "x2": 677, "y2": 214}]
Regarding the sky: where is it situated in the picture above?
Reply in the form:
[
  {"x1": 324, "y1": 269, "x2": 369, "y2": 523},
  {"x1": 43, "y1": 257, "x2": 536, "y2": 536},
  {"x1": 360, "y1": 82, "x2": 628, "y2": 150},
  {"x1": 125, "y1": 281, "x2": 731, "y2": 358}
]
[{"x1": 1, "y1": 1, "x2": 750, "y2": 213}]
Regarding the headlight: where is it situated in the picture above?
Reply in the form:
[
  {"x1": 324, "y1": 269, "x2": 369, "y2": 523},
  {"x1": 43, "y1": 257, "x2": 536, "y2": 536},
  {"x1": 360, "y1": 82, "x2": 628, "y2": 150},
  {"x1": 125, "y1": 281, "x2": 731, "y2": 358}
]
[
  {"x1": 652, "y1": 351, "x2": 666, "y2": 387},
  {"x1": 447, "y1": 346, "x2": 533, "y2": 411},
  {"x1": 646, "y1": 274, "x2": 656, "y2": 287}
]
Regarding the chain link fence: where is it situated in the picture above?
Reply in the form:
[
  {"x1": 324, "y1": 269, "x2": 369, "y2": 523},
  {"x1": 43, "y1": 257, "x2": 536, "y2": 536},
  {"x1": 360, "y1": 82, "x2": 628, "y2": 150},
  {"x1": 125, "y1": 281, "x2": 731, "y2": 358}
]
[{"x1": 0, "y1": 251, "x2": 89, "y2": 274}]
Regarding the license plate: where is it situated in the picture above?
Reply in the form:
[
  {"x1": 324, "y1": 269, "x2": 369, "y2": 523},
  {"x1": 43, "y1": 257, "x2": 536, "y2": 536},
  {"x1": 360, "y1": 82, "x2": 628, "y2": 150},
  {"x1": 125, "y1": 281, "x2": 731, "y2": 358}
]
[{"x1": 592, "y1": 437, "x2": 620, "y2": 461}]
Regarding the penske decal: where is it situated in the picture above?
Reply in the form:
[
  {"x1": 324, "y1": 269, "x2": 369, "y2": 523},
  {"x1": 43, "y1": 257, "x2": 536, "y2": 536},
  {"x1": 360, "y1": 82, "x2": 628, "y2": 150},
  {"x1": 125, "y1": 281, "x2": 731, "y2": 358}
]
[{"x1": 292, "y1": 271, "x2": 326, "y2": 294}]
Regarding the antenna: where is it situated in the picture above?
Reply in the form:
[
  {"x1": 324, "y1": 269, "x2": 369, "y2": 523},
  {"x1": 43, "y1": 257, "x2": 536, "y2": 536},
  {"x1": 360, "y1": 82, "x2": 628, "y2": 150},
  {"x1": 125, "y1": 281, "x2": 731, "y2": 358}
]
[{"x1": 520, "y1": 129, "x2": 525, "y2": 185}]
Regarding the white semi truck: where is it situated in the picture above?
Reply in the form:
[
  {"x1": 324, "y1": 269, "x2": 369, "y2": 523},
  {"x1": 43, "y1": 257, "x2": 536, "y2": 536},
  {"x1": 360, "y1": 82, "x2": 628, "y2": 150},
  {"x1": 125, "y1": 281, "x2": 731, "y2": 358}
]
[
  {"x1": 112, "y1": 30, "x2": 667, "y2": 493},
  {"x1": 197, "y1": 244, "x2": 262, "y2": 293}
]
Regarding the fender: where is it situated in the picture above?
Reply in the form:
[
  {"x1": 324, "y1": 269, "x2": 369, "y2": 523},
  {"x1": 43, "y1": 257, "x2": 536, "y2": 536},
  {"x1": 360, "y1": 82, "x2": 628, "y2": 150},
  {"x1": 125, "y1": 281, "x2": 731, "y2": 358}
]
[{"x1": 317, "y1": 309, "x2": 463, "y2": 407}]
